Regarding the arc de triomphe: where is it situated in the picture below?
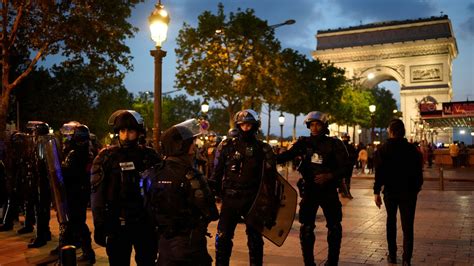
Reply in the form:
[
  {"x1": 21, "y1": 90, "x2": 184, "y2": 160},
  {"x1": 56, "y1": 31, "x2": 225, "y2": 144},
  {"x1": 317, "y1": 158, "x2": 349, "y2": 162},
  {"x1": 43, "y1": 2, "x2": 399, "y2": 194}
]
[{"x1": 312, "y1": 15, "x2": 458, "y2": 141}]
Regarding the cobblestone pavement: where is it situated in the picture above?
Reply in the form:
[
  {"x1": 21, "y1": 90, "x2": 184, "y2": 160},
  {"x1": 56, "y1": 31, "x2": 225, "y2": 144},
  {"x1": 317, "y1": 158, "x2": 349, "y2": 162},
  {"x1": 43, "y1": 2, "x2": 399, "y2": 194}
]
[{"x1": 0, "y1": 166, "x2": 473, "y2": 265}]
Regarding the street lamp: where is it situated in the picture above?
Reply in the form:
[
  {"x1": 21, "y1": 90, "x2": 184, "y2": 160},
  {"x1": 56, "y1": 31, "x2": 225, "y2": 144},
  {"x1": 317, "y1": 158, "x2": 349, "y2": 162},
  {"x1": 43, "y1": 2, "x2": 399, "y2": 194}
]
[
  {"x1": 278, "y1": 112, "x2": 285, "y2": 147},
  {"x1": 269, "y1": 19, "x2": 295, "y2": 29},
  {"x1": 369, "y1": 104, "x2": 376, "y2": 144},
  {"x1": 201, "y1": 100, "x2": 209, "y2": 118},
  {"x1": 149, "y1": 0, "x2": 170, "y2": 151}
]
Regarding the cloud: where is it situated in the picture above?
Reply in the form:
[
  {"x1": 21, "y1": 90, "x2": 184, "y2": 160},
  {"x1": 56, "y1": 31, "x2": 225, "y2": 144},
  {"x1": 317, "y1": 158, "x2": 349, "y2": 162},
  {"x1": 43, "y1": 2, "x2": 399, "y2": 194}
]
[
  {"x1": 459, "y1": 3, "x2": 474, "y2": 38},
  {"x1": 331, "y1": 0, "x2": 436, "y2": 24}
]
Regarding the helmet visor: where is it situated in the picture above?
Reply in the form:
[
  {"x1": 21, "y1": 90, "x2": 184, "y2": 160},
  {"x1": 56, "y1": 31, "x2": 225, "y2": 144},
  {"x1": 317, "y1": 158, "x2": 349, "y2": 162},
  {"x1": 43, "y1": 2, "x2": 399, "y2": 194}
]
[{"x1": 174, "y1": 119, "x2": 202, "y2": 141}]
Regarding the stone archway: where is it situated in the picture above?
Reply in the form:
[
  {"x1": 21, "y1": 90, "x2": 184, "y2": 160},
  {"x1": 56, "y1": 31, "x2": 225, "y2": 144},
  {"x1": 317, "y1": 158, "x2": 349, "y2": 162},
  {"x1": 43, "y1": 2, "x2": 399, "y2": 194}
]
[{"x1": 312, "y1": 15, "x2": 458, "y2": 142}]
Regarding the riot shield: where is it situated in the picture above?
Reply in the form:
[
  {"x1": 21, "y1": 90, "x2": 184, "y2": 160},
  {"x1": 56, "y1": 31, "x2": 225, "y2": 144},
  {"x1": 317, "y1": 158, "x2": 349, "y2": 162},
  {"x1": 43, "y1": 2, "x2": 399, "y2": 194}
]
[
  {"x1": 42, "y1": 136, "x2": 69, "y2": 224},
  {"x1": 245, "y1": 170, "x2": 298, "y2": 247}
]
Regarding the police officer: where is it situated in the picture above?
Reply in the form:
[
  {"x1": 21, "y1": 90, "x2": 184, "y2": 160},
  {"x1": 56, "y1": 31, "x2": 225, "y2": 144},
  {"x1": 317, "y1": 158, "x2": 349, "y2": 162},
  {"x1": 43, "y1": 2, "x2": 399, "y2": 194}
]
[
  {"x1": 60, "y1": 124, "x2": 95, "y2": 263},
  {"x1": 91, "y1": 110, "x2": 160, "y2": 265},
  {"x1": 28, "y1": 122, "x2": 52, "y2": 248},
  {"x1": 210, "y1": 109, "x2": 276, "y2": 266},
  {"x1": 277, "y1": 111, "x2": 348, "y2": 266},
  {"x1": 144, "y1": 119, "x2": 219, "y2": 265}
]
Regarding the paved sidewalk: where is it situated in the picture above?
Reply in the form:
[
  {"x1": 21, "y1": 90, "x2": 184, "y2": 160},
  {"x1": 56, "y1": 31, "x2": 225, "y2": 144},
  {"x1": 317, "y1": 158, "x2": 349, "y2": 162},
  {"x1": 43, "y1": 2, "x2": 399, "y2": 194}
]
[{"x1": 0, "y1": 167, "x2": 473, "y2": 265}]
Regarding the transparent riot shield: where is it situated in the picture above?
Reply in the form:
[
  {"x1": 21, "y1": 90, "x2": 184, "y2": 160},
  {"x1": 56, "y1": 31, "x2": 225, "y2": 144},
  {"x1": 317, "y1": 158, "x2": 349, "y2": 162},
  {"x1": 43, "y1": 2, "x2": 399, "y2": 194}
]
[
  {"x1": 42, "y1": 136, "x2": 69, "y2": 224},
  {"x1": 245, "y1": 170, "x2": 298, "y2": 247}
]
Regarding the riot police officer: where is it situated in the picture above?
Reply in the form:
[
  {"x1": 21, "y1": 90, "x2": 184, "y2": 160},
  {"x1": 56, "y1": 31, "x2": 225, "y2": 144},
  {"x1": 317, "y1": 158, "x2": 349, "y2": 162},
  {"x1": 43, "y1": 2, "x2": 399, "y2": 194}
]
[
  {"x1": 210, "y1": 109, "x2": 276, "y2": 266},
  {"x1": 277, "y1": 111, "x2": 348, "y2": 266},
  {"x1": 144, "y1": 119, "x2": 218, "y2": 265},
  {"x1": 60, "y1": 124, "x2": 95, "y2": 263},
  {"x1": 91, "y1": 110, "x2": 160, "y2": 265},
  {"x1": 27, "y1": 121, "x2": 52, "y2": 248}
]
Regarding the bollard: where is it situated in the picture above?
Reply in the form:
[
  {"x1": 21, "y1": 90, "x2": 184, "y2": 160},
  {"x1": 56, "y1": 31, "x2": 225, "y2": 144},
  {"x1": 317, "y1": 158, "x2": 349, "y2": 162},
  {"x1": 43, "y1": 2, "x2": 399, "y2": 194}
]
[
  {"x1": 60, "y1": 245, "x2": 77, "y2": 266},
  {"x1": 439, "y1": 166, "x2": 444, "y2": 191}
]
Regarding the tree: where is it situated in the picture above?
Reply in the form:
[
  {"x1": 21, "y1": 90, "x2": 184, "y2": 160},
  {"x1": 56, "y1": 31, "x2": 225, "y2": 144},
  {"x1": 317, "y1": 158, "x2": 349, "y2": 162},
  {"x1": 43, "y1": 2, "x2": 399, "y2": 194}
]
[
  {"x1": 332, "y1": 81, "x2": 374, "y2": 128},
  {"x1": 175, "y1": 3, "x2": 281, "y2": 128},
  {"x1": 0, "y1": 0, "x2": 142, "y2": 141},
  {"x1": 371, "y1": 86, "x2": 398, "y2": 129},
  {"x1": 277, "y1": 49, "x2": 313, "y2": 140},
  {"x1": 161, "y1": 94, "x2": 201, "y2": 130}
]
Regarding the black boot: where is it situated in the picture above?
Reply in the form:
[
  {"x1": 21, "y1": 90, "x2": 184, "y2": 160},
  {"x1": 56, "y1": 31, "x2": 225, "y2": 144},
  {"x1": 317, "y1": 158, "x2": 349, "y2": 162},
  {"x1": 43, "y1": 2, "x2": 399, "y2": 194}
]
[
  {"x1": 77, "y1": 250, "x2": 96, "y2": 264},
  {"x1": 28, "y1": 237, "x2": 47, "y2": 248},
  {"x1": 0, "y1": 223, "x2": 13, "y2": 231},
  {"x1": 300, "y1": 225, "x2": 316, "y2": 266}
]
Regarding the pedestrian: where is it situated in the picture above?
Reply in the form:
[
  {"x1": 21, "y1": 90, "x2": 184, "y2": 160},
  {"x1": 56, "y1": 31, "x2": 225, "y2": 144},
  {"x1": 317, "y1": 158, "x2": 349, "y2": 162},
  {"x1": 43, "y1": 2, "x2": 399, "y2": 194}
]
[
  {"x1": 458, "y1": 141, "x2": 469, "y2": 168},
  {"x1": 90, "y1": 110, "x2": 161, "y2": 265},
  {"x1": 202, "y1": 131, "x2": 220, "y2": 180},
  {"x1": 209, "y1": 109, "x2": 277, "y2": 266},
  {"x1": 367, "y1": 144, "x2": 375, "y2": 174},
  {"x1": 427, "y1": 143, "x2": 434, "y2": 168},
  {"x1": 144, "y1": 119, "x2": 219, "y2": 265},
  {"x1": 449, "y1": 141, "x2": 459, "y2": 168},
  {"x1": 276, "y1": 111, "x2": 348, "y2": 266},
  {"x1": 358, "y1": 144, "x2": 368, "y2": 174},
  {"x1": 340, "y1": 134, "x2": 357, "y2": 199},
  {"x1": 374, "y1": 119, "x2": 423, "y2": 265},
  {"x1": 56, "y1": 124, "x2": 95, "y2": 263}
]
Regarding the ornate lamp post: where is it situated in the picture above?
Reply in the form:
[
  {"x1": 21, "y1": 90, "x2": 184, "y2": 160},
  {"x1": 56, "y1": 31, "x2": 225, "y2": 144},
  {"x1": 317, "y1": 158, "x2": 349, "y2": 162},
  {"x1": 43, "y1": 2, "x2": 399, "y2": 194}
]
[
  {"x1": 278, "y1": 112, "x2": 285, "y2": 147},
  {"x1": 149, "y1": 0, "x2": 170, "y2": 151},
  {"x1": 369, "y1": 104, "x2": 376, "y2": 144}
]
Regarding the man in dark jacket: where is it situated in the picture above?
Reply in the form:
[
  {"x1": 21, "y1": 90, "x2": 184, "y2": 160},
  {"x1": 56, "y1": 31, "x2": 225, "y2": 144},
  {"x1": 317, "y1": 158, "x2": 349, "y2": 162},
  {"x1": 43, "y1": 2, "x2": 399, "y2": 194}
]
[
  {"x1": 145, "y1": 119, "x2": 218, "y2": 265},
  {"x1": 91, "y1": 110, "x2": 160, "y2": 265},
  {"x1": 277, "y1": 111, "x2": 348, "y2": 266},
  {"x1": 374, "y1": 119, "x2": 423, "y2": 266}
]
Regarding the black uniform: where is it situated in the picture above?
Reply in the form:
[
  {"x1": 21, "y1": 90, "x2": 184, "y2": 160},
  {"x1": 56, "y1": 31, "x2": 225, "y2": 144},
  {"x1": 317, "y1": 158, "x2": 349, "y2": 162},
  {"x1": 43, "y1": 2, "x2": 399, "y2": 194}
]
[
  {"x1": 210, "y1": 135, "x2": 276, "y2": 266},
  {"x1": 61, "y1": 140, "x2": 95, "y2": 262},
  {"x1": 277, "y1": 134, "x2": 348, "y2": 266},
  {"x1": 145, "y1": 157, "x2": 218, "y2": 265},
  {"x1": 91, "y1": 144, "x2": 160, "y2": 265}
]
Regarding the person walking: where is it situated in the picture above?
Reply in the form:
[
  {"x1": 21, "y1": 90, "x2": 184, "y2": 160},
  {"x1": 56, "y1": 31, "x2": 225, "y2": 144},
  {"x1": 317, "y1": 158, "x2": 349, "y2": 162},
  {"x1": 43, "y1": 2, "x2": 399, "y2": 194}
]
[
  {"x1": 374, "y1": 119, "x2": 423, "y2": 266},
  {"x1": 449, "y1": 141, "x2": 459, "y2": 168},
  {"x1": 358, "y1": 144, "x2": 368, "y2": 174},
  {"x1": 90, "y1": 110, "x2": 161, "y2": 265},
  {"x1": 209, "y1": 109, "x2": 277, "y2": 266},
  {"x1": 340, "y1": 134, "x2": 356, "y2": 199},
  {"x1": 144, "y1": 119, "x2": 219, "y2": 265},
  {"x1": 276, "y1": 111, "x2": 348, "y2": 266}
]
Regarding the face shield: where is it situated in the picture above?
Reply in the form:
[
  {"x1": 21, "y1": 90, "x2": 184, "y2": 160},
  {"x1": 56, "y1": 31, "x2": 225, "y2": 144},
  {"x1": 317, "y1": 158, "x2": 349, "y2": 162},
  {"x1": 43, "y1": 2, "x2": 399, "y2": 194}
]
[{"x1": 174, "y1": 119, "x2": 202, "y2": 141}]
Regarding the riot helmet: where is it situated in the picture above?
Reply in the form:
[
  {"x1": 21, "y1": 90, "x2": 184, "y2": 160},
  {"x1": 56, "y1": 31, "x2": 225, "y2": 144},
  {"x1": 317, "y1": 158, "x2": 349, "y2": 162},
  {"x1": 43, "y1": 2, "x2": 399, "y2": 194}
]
[
  {"x1": 72, "y1": 125, "x2": 90, "y2": 147},
  {"x1": 26, "y1": 121, "x2": 50, "y2": 135},
  {"x1": 234, "y1": 109, "x2": 260, "y2": 128},
  {"x1": 304, "y1": 111, "x2": 329, "y2": 128},
  {"x1": 161, "y1": 119, "x2": 202, "y2": 157},
  {"x1": 108, "y1": 110, "x2": 145, "y2": 134}
]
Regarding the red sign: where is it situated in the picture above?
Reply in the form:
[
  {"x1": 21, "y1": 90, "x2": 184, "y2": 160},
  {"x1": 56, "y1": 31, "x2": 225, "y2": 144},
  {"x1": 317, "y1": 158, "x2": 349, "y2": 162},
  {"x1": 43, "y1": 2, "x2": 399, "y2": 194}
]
[{"x1": 442, "y1": 101, "x2": 474, "y2": 116}]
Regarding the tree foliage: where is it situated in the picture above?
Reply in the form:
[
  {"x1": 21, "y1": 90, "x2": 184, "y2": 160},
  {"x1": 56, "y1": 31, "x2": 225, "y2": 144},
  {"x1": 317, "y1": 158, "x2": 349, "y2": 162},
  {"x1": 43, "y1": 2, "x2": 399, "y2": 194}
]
[
  {"x1": 1, "y1": 0, "x2": 142, "y2": 140},
  {"x1": 371, "y1": 86, "x2": 398, "y2": 128},
  {"x1": 175, "y1": 3, "x2": 281, "y2": 128}
]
